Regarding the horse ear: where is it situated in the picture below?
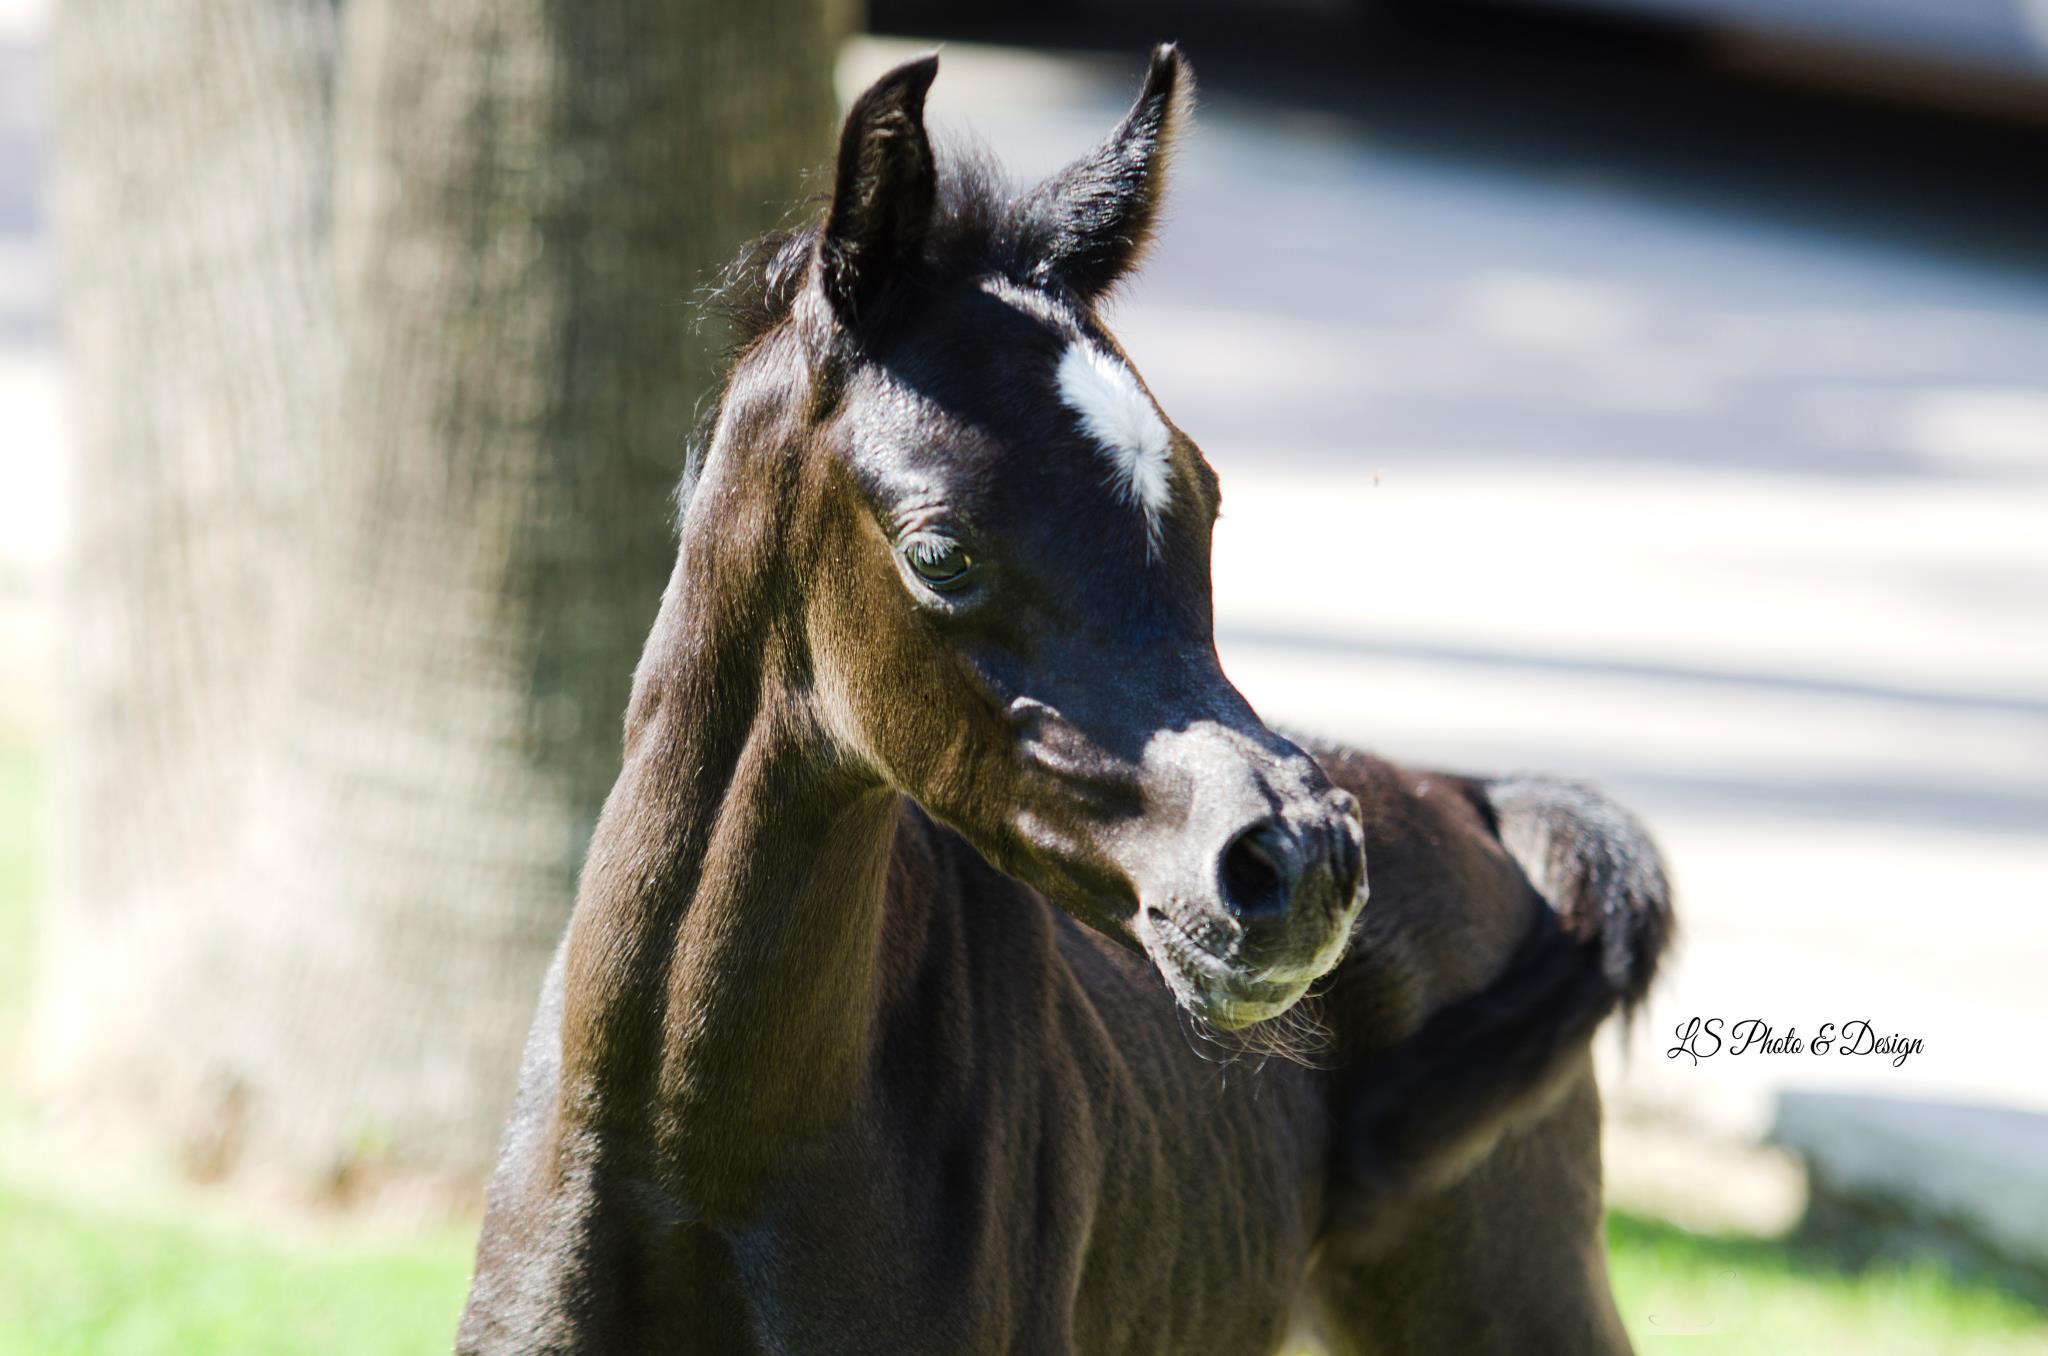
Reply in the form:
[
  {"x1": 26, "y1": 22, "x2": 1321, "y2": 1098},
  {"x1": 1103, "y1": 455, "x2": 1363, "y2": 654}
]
[
  {"x1": 1024, "y1": 45, "x2": 1191, "y2": 301},
  {"x1": 818, "y1": 53, "x2": 940, "y2": 325}
]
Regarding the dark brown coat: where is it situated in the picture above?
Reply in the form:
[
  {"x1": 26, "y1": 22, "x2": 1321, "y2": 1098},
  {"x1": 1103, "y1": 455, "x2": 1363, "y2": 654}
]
[{"x1": 458, "y1": 48, "x2": 1672, "y2": 1355}]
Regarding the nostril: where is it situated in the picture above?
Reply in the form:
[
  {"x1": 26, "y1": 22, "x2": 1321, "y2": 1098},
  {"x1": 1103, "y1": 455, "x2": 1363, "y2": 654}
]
[
  {"x1": 1219, "y1": 820, "x2": 1296, "y2": 922},
  {"x1": 1336, "y1": 827, "x2": 1365, "y2": 911}
]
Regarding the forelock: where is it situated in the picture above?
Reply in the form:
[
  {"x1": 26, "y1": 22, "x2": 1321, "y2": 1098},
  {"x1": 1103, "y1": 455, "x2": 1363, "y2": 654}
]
[{"x1": 701, "y1": 137, "x2": 1100, "y2": 361}]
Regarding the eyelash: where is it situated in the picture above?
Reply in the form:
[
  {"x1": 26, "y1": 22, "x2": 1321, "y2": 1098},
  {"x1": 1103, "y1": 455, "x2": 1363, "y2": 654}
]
[{"x1": 906, "y1": 536, "x2": 953, "y2": 567}]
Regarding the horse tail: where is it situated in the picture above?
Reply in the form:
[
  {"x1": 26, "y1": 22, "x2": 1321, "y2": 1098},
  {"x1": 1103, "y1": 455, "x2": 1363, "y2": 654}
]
[
  {"x1": 1331, "y1": 777, "x2": 1673, "y2": 1226},
  {"x1": 1486, "y1": 775, "x2": 1673, "y2": 1020}
]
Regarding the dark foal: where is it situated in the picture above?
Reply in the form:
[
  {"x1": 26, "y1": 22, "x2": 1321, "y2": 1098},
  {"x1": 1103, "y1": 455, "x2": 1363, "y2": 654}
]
[{"x1": 459, "y1": 48, "x2": 1671, "y2": 1355}]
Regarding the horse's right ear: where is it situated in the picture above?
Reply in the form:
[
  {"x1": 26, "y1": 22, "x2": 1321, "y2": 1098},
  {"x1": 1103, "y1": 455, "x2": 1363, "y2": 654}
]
[{"x1": 817, "y1": 54, "x2": 940, "y2": 326}]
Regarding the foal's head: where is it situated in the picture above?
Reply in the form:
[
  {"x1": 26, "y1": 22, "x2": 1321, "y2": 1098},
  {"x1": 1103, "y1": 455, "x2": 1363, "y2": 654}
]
[{"x1": 686, "y1": 48, "x2": 1366, "y2": 1029}]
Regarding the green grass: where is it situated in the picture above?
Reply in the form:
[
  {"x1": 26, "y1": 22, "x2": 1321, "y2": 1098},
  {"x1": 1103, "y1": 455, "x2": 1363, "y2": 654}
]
[
  {"x1": 0, "y1": 1181, "x2": 472, "y2": 1356},
  {"x1": 1, "y1": 738, "x2": 2044, "y2": 1353},
  {"x1": 2, "y1": 1193, "x2": 2042, "y2": 1356},
  {"x1": 1608, "y1": 1212, "x2": 2048, "y2": 1354}
]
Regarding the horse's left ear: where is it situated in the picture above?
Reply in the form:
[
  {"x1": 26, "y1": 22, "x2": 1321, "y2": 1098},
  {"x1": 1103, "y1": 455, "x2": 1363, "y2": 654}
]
[
  {"x1": 818, "y1": 53, "x2": 941, "y2": 325},
  {"x1": 1023, "y1": 45, "x2": 1191, "y2": 301}
]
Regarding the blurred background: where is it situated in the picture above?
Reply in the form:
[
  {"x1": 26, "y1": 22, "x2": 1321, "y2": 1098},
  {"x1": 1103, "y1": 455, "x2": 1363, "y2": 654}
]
[{"x1": 2, "y1": 0, "x2": 2045, "y2": 1351}]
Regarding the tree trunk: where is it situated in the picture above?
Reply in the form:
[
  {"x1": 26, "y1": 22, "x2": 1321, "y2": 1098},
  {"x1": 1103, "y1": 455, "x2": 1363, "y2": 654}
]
[{"x1": 39, "y1": 0, "x2": 838, "y2": 1192}]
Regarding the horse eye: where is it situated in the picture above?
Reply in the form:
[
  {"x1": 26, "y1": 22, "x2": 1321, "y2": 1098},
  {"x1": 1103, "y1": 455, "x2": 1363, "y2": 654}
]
[{"x1": 905, "y1": 537, "x2": 973, "y2": 590}]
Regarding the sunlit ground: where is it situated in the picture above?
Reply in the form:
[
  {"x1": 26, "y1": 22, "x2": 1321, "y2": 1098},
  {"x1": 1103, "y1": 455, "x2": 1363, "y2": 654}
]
[
  {"x1": 1, "y1": 1180, "x2": 2044, "y2": 1355},
  {"x1": 2, "y1": 741, "x2": 2043, "y2": 1353},
  {"x1": 3, "y1": 1187, "x2": 2044, "y2": 1356},
  {"x1": 0, "y1": 1182, "x2": 469, "y2": 1356}
]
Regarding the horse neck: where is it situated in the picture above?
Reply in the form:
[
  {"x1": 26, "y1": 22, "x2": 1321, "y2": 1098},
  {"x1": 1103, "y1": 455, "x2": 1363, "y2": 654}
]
[{"x1": 554, "y1": 563, "x2": 902, "y2": 1211}]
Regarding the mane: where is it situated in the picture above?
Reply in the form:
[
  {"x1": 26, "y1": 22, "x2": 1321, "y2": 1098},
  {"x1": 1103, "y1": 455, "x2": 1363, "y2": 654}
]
[
  {"x1": 703, "y1": 140, "x2": 1045, "y2": 357},
  {"x1": 678, "y1": 141, "x2": 1046, "y2": 522}
]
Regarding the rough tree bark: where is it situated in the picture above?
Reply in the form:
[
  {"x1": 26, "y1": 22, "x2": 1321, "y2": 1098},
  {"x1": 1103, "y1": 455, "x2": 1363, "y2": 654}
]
[{"x1": 39, "y1": 0, "x2": 837, "y2": 1190}]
